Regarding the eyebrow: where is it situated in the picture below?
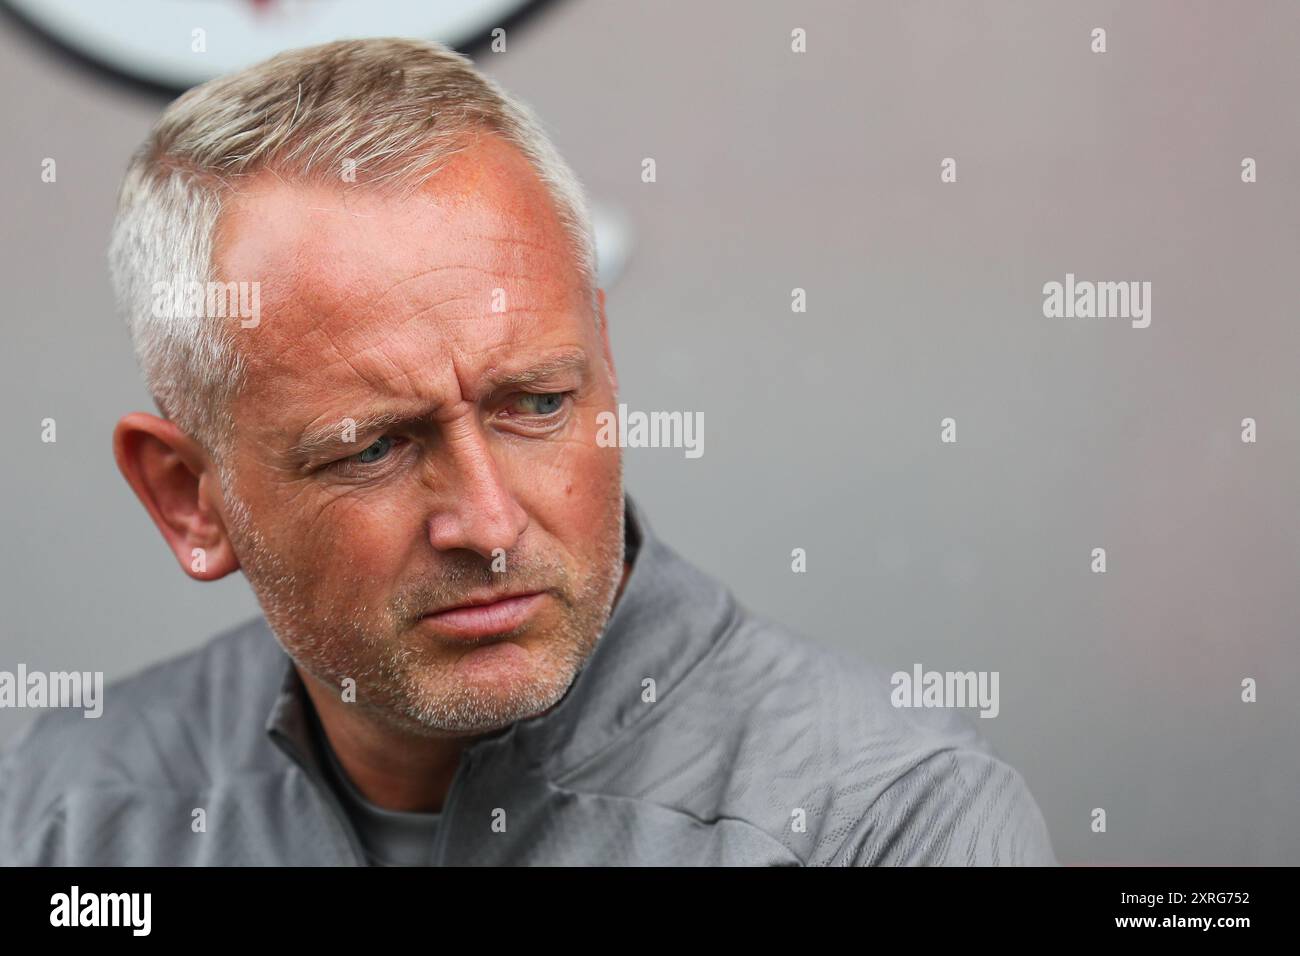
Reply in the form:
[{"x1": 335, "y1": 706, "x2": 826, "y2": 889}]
[{"x1": 286, "y1": 348, "x2": 591, "y2": 463}]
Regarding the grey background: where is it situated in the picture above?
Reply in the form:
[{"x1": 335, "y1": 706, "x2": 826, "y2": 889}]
[{"x1": 1, "y1": 0, "x2": 1297, "y2": 865}]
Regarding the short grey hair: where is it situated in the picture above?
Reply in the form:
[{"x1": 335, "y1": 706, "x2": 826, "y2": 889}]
[{"x1": 108, "y1": 37, "x2": 599, "y2": 464}]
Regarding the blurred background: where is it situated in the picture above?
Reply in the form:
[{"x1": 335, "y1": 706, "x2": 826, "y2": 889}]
[{"x1": 1, "y1": 0, "x2": 1297, "y2": 865}]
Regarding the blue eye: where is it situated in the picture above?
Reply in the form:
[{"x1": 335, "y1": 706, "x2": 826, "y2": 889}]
[
  {"x1": 355, "y1": 436, "x2": 393, "y2": 464},
  {"x1": 518, "y1": 393, "x2": 567, "y2": 415}
]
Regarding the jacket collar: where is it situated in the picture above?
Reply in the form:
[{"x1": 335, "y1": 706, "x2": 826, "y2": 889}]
[
  {"x1": 265, "y1": 491, "x2": 736, "y2": 778},
  {"x1": 265, "y1": 640, "x2": 326, "y2": 782}
]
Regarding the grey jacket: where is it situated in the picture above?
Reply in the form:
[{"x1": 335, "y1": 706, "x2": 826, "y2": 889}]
[{"x1": 0, "y1": 494, "x2": 1056, "y2": 865}]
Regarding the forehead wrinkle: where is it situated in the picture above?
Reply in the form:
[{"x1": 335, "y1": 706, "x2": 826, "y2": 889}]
[
  {"x1": 290, "y1": 275, "x2": 576, "y2": 387},
  {"x1": 363, "y1": 246, "x2": 545, "y2": 312},
  {"x1": 240, "y1": 276, "x2": 581, "y2": 427},
  {"x1": 286, "y1": 208, "x2": 559, "y2": 321},
  {"x1": 294, "y1": 292, "x2": 462, "y2": 369},
  {"x1": 303, "y1": 264, "x2": 544, "y2": 358},
  {"x1": 222, "y1": 179, "x2": 584, "y2": 388}
]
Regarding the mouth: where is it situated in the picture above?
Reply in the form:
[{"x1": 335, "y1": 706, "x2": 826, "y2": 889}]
[{"x1": 417, "y1": 591, "x2": 547, "y2": 641}]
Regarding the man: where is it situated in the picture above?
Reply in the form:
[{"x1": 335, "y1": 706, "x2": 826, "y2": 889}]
[{"x1": 0, "y1": 38, "x2": 1054, "y2": 866}]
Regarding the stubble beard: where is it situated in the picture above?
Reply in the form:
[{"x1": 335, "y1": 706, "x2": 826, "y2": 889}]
[{"x1": 220, "y1": 459, "x2": 626, "y2": 738}]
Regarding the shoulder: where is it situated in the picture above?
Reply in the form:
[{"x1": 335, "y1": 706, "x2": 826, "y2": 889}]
[
  {"x1": 618, "y1": 598, "x2": 1056, "y2": 865},
  {"x1": 0, "y1": 615, "x2": 282, "y2": 863},
  {"x1": 736, "y1": 612, "x2": 1056, "y2": 864}
]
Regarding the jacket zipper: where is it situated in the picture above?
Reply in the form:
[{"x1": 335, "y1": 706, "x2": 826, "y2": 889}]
[
  {"x1": 300, "y1": 766, "x2": 369, "y2": 866},
  {"x1": 269, "y1": 726, "x2": 369, "y2": 865},
  {"x1": 430, "y1": 750, "x2": 474, "y2": 865}
]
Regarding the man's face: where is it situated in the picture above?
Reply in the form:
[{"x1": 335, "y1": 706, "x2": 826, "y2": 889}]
[{"x1": 211, "y1": 133, "x2": 625, "y2": 737}]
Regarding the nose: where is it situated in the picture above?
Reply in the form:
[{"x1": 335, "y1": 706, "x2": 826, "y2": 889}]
[{"x1": 426, "y1": 413, "x2": 529, "y2": 559}]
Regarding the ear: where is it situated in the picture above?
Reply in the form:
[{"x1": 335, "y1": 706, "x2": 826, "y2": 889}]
[
  {"x1": 112, "y1": 413, "x2": 241, "y2": 581},
  {"x1": 596, "y1": 287, "x2": 618, "y2": 395}
]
